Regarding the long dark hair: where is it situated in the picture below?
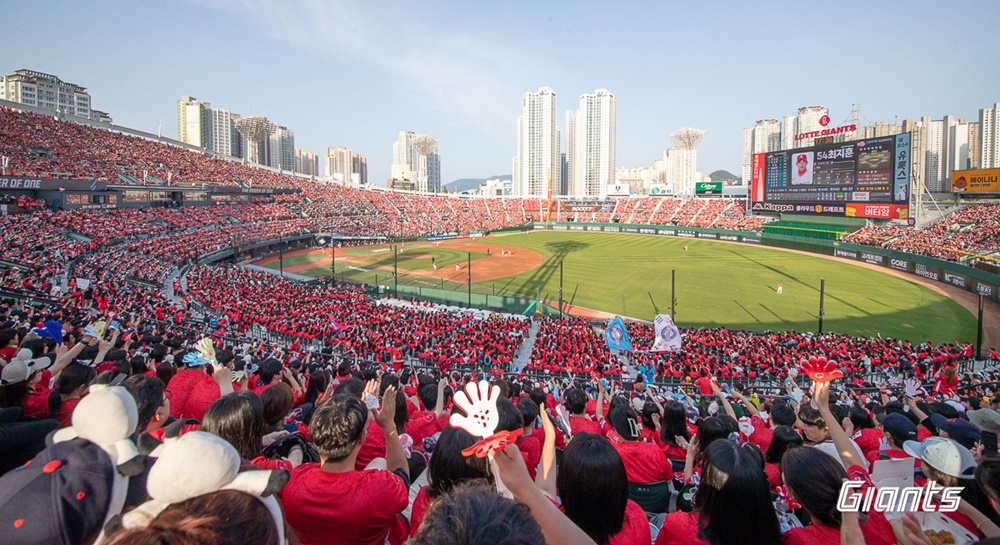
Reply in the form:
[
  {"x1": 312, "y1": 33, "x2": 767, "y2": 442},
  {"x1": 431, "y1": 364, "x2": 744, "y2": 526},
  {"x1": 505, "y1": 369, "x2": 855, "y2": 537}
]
[
  {"x1": 695, "y1": 439, "x2": 782, "y2": 545},
  {"x1": 781, "y1": 446, "x2": 845, "y2": 527},
  {"x1": 104, "y1": 489, "x2": 280, "y2": 545},
  {"x1": 48, "y1": 363, "x2": 95, "y2": 416},
  {"x1": 764, "y1": 425, "x2": 803, "y2": 465},
  {"x1": 202, "y1": 392, "x2": 265, "y2": 461},
  {"x1": 660, "y1": 400, "x2": 690, "y2": 446},
  {"x1": 427, "y1": 426, "x2": 493, "y2": 498},
  {"x1": 303, "y1": 369, "x2": 330, "y2": 406},
  {"x1": 260, "y1": 384, "x2": 294, "y2": 433},
  {"x1": 557, "y1": 433, "x2": 627, "y2": 545}
]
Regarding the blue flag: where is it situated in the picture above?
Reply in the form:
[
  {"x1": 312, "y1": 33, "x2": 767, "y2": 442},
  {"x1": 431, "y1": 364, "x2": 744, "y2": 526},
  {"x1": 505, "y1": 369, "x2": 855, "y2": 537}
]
[{"x1": 605, "y1": 316, "x2": 633, "y2": 351}]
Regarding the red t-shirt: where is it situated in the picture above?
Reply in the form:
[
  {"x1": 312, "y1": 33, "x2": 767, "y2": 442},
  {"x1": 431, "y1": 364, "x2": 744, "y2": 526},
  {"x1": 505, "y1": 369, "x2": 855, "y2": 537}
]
[
  {"x1": 517, "y1": 433, "x2": 542, "y2": 479},
  {"x1": 178, "y1": 373, "x2": 219, "y2": 421},
  {"x1": 655, "y1": 511, "x2": 708, "y2": 545},
  {"x1": 864, "y1": 448, "x2": 918, "y2": 472},
  {"x1": 764, "y1": 462, "x2": 782, "y2": 490},
  {"x1": 615, "y1": 441, "x2": 674, "y2": 484},
  {"x1": 610, "y1": 499, "x2": 653, "y2": 545},
  {"x1": 782, "y1": 465, "x2": 895, "y2": 545},
  {"x1": 23, "y1": 369, "x2": 53, "y2": 419},
  {"x1": 694, "y1": 377, "x2": 713, "y2": 396},
  {"x1": 852, "y1": 428, "x2": 884, "y2": 459},
  {"x1": 55, "y1": 397, "x2": 81, "y2": 428},
  {"x1": 280, "y1": 464, "x2": 409, "y2": 545},
  {"x1": 409, "y1": 485, "x2": 433, "y2": 537},
  {"x1": 570, "y1": 415, "x2": 603, "y2": 436},
  {"x1": 356, "y1": 420, "x2": 387, "y2": 470}
]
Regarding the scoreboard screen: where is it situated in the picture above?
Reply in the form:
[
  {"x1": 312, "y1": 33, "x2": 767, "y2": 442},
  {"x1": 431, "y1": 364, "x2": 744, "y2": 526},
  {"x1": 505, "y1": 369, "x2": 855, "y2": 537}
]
[{"x1": 750, "y1": 133, "x2": 911, "y2": 219}]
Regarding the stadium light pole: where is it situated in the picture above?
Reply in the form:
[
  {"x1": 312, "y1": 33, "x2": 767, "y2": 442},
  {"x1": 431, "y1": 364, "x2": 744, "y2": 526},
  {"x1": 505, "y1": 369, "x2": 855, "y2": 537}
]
[
  {"x1": 331, "y1": 239, "x2": 335, "y2": 287},
  {"x1": 558, "y1": 260, "x2": 564, "y2": 319},
  {"x1": 394, "y1": 245, "x2": 398, "y2": 298},
  {"x1": 467, "y1": 252, "x2": 472, "y2": 308},
  {"x1": 978, "y1": 293, "x2": 985, "y2": 360},
  {"x1": 818, "y1": 279, "x2": 826, "y2": 335},
  {"x1": 279, "y1": 236, "x2": 284, "y2": 277}
]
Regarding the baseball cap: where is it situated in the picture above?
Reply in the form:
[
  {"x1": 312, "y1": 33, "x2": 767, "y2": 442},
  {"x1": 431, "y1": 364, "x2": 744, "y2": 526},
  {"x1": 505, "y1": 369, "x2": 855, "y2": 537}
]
[
  {"x1": 968, "y1": 408, "x2": 1000, "y2": 435},
  {"x1": 903, "y1": 436, "x2": 977, "y2": 478},
  {"x1": 876, "y1": 413, "x2": 917, "y2": 445},
  {"x1": 0, "y1": 439, "x2": 117, "y2": 545},
  {"x1": 0, "y1": 350, "x2": 51, "y2": 385},
  {"x1": 797, "y1": 154, "x2": 808, "y2": 162},
  {"x1": 930, "y1": 413, "x2": 981, "y2": 450}
]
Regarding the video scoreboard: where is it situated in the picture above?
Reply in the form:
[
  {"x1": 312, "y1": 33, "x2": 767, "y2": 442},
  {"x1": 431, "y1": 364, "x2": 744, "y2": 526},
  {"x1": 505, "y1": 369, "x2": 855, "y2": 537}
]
[{"x1": 750, "y1": 133, "x2": 911, "y2": 219}]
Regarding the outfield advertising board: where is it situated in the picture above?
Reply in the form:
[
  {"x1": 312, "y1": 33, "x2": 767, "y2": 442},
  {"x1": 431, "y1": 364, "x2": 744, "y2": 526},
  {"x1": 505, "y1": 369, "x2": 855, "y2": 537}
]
[
  {"x1": 696, "y1": 182, "x2": 723, "y2": 195},
  {"x1": 951, "y1": 168, "x2": 1000, "y2": 194}
]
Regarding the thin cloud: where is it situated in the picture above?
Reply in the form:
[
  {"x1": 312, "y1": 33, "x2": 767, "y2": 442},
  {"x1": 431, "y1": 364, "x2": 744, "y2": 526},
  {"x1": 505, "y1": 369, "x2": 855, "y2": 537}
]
[{"x1": 189, "y1": 0, "x2": 524, "y2": 131}]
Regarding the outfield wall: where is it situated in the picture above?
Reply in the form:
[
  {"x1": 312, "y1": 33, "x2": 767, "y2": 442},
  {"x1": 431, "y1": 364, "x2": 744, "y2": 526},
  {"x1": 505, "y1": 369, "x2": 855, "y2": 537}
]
[{"x1": 531, "y1": 222, "x2": 1000, "y2": 304}]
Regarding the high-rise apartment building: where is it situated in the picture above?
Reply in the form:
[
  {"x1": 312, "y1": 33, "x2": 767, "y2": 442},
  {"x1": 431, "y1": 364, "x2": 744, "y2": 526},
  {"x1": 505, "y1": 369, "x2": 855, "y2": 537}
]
[
  {"x1": 569, "y1": 89, "x2": 617, "y2": 196},
  {"x1": 514, "y1": 87, "x2": 560, "y2": 197},
  {"x1": 968, "y1": 122, "x2": 981, "y2": 169},
  {"x1": 263, "y1": 126, "x2": 295, "y2": 171},
  {"x1": 326, "y1": 147, "x2": 368, "y2": 184},
  {"x1": 176, "y1": 96, "x2": 241, "y2": 157},
  {"x1": 980, "y1": 102, "x2": 1000, "y2": 168},
  {"x1": 294, "y1": 149, "x2": 319, "y2": 177},
  {"x1": 0, "y1": 69, "x2": 108, "y2": 122},
  {"x1": 390, "y1": 131, "x2": 439, "y2": 192},
  {"x1": 741, "y1": 119, "x2": 781, "y2": 182}
]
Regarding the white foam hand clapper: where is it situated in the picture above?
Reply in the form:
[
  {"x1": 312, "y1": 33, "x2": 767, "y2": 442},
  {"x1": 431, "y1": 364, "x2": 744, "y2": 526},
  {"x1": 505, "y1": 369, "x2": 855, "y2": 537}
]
[{"x1": 450, "y1": 380, "x2": 500, "y2": 439}]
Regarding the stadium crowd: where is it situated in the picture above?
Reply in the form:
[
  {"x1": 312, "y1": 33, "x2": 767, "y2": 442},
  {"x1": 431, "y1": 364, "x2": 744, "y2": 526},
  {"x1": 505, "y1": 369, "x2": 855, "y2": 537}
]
[
  {"x1": 5, "y1": 105, "x2": 1000, "y2": 545},
  {"x1": 2, "y1": 287, "x2": 1000, "y2": 545}
]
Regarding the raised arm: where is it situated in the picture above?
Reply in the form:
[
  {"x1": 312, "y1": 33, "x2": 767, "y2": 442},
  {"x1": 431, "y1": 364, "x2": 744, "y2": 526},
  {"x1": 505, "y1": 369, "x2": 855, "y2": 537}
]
[
  {"x1": 534, "y1": 403, "x2": 557, "y2": 498},
  {"x1": 814, "y1": 381, "x2": 865, "y2": 470}
]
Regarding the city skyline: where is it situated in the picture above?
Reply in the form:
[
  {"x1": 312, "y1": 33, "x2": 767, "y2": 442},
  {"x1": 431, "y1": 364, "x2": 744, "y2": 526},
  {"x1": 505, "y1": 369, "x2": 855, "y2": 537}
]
[{"x1": 2, "y1": 0, "x2": 999, "y2": 186}]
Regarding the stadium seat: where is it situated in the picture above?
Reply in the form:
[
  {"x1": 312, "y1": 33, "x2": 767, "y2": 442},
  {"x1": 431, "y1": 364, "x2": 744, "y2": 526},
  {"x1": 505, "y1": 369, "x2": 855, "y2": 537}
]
[{"x1": 628, "y1": 480, "x2": 673, "y2": 515}]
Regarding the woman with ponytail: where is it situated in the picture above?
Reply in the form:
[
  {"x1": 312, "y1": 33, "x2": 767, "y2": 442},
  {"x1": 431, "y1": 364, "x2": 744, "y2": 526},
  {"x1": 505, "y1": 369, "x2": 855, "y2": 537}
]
[{"x1": 48, "y1": 363, "x2": 96, "y2": 427}]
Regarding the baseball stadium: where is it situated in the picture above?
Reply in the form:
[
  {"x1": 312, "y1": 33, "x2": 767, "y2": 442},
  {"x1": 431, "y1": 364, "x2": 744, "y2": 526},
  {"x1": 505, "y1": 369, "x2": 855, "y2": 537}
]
[{"x1": 3, "y1": 5, "x2": 1000, "y2": 542}]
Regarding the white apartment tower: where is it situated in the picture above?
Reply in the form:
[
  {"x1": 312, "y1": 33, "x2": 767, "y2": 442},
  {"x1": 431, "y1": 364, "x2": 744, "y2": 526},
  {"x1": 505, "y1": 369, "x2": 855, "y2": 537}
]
[
  {"x1": 980, "y1": 102, "x2": 1000, "y2": 168},
  {"x1": 570, "y1": 89, "x2": 617, "y2": 196},
  {"x1": 294, "y1": 149, "x2": 319, "y2": 177},
  {"x1": 176, "y1": 96, "x2": 241, "y2": 157},
  {"x1": 0, "y1": 69, "x2": 107, "y2": 122},
  {"x1": 391, "y1": 131, "x2": 439, "y2": 192},
  {"x1": 793, "y1": 106, "x2": 828, "y2": 148},
  {"x1": 514, "y1": 87, "x2": 560, "y2": 197}
]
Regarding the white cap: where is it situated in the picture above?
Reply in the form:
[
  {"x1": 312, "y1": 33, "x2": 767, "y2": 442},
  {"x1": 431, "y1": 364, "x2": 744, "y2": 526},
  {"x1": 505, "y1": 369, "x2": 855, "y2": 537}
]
[
  {"x1": 0, "y1": 353, "x2": 51, "y2": 385},
  {"x1": 903, "y1": 436, "x2": 977, "y2": 478}
]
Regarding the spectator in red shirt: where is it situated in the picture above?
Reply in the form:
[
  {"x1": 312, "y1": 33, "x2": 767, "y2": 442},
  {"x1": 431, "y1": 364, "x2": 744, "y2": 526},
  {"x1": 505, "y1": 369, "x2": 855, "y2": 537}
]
[
  {"x1": 201, "y1": 391, "x2": 302, "y2": 471},
  {"x1": 762, "y1": 425, "x2": 802, "y2": 490},
  {"x1": 656, "y1": 439, "x2": 782, "y2": 545},
  {"x1": 280, "y1": 388, "x2": 410, "y2": 545},
  {"x1": 565, "y1": 388, "x2": 603, "y2": 436},
  {"x1": 121, "y1": 374, "x2": 172, "y2": 437},
  {"x1": 409, "y1": 425, "x2": 493, "y2": 537},
  {"x1": 866, "y1": 412, "x2": 918, "y2": 471},
  {"x1": 47, "y1": 363, "x2": 95, "y2": 427},
  {"x1": 556, "y1": 432, "x2": 652, "y2": 545},
  {"x1": 658, "y1": 400, "x2": 692, "y2": 462},
  {"x1": 609, "y1": 405, "x2": 674, "y2": 485}
]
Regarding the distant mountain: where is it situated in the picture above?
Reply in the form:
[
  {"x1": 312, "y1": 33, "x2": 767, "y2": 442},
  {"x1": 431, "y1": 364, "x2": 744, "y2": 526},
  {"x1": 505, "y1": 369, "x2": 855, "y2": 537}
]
[
  {"x1": 709, "y1": 170, "x2": 739, "y2": 182},
  {"x1": 444, "y1": 175, "x2": 511, "y2": 194}
]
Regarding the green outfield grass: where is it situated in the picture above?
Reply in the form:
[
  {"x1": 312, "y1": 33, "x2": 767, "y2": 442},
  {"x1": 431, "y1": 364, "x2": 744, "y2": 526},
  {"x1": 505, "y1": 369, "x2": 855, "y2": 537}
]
[
  {"x1": 259, "y1": 232, "x2": 976, "y2": 344},
  {"x1": 348, "y1": 246, "x2": 489, "y2": 269}
]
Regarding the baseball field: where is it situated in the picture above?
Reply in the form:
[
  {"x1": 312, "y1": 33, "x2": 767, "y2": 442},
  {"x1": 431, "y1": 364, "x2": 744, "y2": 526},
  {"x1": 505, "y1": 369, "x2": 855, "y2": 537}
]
[{"x1": 253, "y1": 231, "x2": 979, "y2": 345}]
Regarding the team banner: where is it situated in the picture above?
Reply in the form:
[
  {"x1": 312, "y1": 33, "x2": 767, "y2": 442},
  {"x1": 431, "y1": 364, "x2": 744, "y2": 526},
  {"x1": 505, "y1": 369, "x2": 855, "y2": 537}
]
[
  {"x1": 651, "y1": 314, "x2": 682, "y2": 352},
  {"x1": 604, "y1": 316, "x2": 633, "y2": 351}
]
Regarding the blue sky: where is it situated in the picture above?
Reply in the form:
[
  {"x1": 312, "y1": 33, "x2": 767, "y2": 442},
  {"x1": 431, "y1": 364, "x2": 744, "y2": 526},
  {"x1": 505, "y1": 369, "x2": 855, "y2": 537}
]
[{"x1": 2, "y1": 0, "x2": 998, "y2": 185}]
